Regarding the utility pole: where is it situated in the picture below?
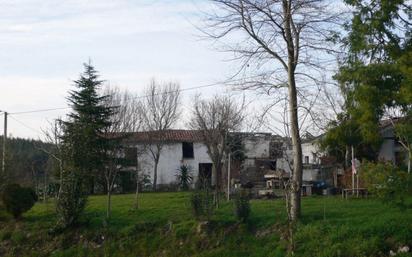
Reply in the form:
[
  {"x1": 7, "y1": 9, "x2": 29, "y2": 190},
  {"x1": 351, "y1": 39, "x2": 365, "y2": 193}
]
[{"x1": 2, "y1": 111, "x2": 7, "y2": 175}]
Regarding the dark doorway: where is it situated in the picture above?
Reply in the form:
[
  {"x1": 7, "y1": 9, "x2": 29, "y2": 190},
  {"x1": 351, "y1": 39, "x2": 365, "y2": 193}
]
[{"x1": 198, "y1": 163, "x2": 212, "y2": 188}]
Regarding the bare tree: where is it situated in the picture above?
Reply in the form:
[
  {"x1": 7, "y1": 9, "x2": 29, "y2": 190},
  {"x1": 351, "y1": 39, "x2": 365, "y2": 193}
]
[
  {"x1": 389, "y1": 116, "x2": 412, "y2": 174},
  {"x1": 202, "y1": 0, "x2": 342, "y2": 221},
  {"x1": 40, "y1": 119, "x2": 65, "y2": 200},
  {"x1": 101, "y1": 86, "x2": 143, "y2": 219},
  {"x1": 190, "y1": 95, "x2": 245, "y2": 205},
  {"x1": 139, "y1": 79, "x2": 181, "y2": 191}
]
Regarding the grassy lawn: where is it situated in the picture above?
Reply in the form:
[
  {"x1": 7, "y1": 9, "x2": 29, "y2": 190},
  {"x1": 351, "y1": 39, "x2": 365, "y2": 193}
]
[{"x1": 0, "y1": 192, "x2": 411, "y2": 257}]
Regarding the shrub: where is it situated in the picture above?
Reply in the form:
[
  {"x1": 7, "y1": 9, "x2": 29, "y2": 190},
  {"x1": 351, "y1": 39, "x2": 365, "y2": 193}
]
[
  {"x1": 176, "y1": 165, "x2": 193, "y2": 191},
  {"x1": 234, "y1": 189, "x2": 251, "y2": 222},
  {"x1": 1, "y1": 184, "x2": 37, "y2": 219},
  {"x1": 190, "y1": 187, "x2": 215, "y2": 221},
  {"x1": 55, "y1": 172, "x2": 88, "y2": 228},
  {"x1": 361, "y1": 161, "x2": 412, "y2": 209}
]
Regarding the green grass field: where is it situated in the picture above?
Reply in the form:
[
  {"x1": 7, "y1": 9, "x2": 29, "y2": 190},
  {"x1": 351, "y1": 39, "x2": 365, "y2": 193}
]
[{"x1": 0, "y1": 193, "x2": 411, "y2": 257}]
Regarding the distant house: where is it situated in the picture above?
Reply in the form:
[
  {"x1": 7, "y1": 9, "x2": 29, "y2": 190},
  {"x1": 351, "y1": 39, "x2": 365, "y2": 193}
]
[
  {"x1": 118, "y1": 121, "x2": 407, "y2": 192},
  {"x1": 121, "y1": 130, "x2": 275, "y2": 189},
  {"x1": 273, "y1": 133, "x2": 344, "y2": 195},
  {"x1": 378, "y1": 119, "x2": 408, "y2": 166},
  {"x1": 121, "y1": 130, "x2": 210, "y2": 189}
]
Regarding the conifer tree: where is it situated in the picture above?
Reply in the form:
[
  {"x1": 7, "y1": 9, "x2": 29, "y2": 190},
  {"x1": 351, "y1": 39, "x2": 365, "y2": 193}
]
[
  {"x1": 64, "y1": 62, "x2": 113, "y2": 190},
  {"x1": 56, "y1": 62, "x2": 114, "y2": 228}
]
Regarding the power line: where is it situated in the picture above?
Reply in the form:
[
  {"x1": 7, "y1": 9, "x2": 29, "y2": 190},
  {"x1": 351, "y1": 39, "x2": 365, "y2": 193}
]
[
  {"x1": 8, "y1": 115, "x2": 43, "y2": 135},
  {"x1": 9, "y1": 80, "x2": 226, "y2": 116},
  {"x1": 10, "y1": 107, "x2": 70, "y2": 115}
]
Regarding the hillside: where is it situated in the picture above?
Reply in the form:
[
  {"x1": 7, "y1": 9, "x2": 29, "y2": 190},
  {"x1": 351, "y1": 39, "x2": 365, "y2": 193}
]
[{"x1": 0, "y1": 137, "x2": 52, "y2": 188}]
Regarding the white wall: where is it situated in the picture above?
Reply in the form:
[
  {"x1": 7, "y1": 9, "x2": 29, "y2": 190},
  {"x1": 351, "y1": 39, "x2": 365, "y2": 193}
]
[
  {"x1": 136, "y1": 142, "x2": 212, "y2": 186},
  {"x1": 275, "y1": 140, "x2": 322, "y2": 181},
  {"x1": 302, "y1": 168, "x2": 319, "y2": 181},
  {"x1": 302, "y1": 141, "x2": 321, "y2": 164},
  {"x1": 244, "y1": 136, "x2": 270, "y2": 159},
  {"x1": 276, "y1": 148, "x2": 293, "y2": 174}
]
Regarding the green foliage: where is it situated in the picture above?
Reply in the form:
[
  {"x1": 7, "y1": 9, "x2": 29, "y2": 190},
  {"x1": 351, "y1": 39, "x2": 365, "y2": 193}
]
[
  {"x1": 176, "y1": 165, "x2": 193, "y2": 191},
  {"x1": 335, "y1": 0, "x2": 412, "y2": 150},
  {"x1": 361, "y1": 162, "x2": 412, "y2": 209},
  {"x1": 234, "y1": 189, "x2": 251, "y2": 223},
  {"x1": 57, "y1": 62, "x2": 114, "y2": 228},
  {"x1": 190, "y1": 187, "x2": 215, "y2": 221},
  {"x1": 1, "y1": 184, "x2": 37, "y2": 219},
  {"x1": 62, "y1": 62, "x2": 115, "y2": 189},
  {"x1": 321, "y1": 113, "x2": 366, "y2": 163},
  {"x1": 55, "y1": 173, "x2": 88, "y2": 228},
  {"x1": 336, "y1": 61, "x2": 404, "y2": 145},
  {"x1": 321, "y1": 112, "x2": 382, "y2": 165}
]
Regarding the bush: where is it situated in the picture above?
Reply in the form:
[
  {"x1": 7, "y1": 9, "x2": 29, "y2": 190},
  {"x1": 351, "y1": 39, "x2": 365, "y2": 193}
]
[
  {"x1": 1, "y1": 184, "x2": 37, "y2": 219},
  {"x1": 234, "y1": 189, "x2": 251, "y2": 222},
  {"x1": 176, "y1": 165, "x2": 193, "y2": 191},
  {"x1": 361, "y1": 162, "x2": 412, "y2": 209},
  {"x1": 190, "y1": 187, "x2": 215, "y2": 221}
]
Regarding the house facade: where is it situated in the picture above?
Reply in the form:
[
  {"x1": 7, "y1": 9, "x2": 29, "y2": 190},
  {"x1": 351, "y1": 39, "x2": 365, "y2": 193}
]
[
  {"x1": 123, "y1": 130, "x2": 274, "y2": 189},
  {"x1": 121, "y1": 123, "x2": 405, "y2": 192},
  {"x1": 122, "y1": 130, "x2": 211, "y2": 188},
  {"x1": 274, "y1": 135, "x2": 326, "y2": 182},
  {"x1": 378, "y1": 120, "x2": 407, "y2": 166}
]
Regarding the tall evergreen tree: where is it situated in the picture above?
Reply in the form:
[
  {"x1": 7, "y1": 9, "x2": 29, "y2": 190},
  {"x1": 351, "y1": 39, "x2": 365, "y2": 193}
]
[
  {"x1": 63, "y1": 62, "x2": 114, "y2": 192},
  {"x1": 56, "y1": 62, "x2": 114, "y2": 228}
]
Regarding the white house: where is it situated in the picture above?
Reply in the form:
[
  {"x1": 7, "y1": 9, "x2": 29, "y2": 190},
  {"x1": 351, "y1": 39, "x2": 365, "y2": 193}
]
[
  {"x1": 123, "y1": 130, "x2": 274, "y2": 188},
  {"x1": 378, "y1": 119, "x2": 407, "y2": 166},
  {"x1": 273, "y1": 135, "x2": 324, "y2": 182}
]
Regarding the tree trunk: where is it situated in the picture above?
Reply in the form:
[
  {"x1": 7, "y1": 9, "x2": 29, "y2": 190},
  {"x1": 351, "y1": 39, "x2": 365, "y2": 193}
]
[
  {"x1": 288, "y1": 72, "x2": 303, "y2": 222},
  {"x1": 284, "y1": 0, "x2": 303, "y2": 223},
  {"x1": 408, "y1": 151, "x2": 411, "y2": 174},
  {"x1": 43, "y1": 171, "x2": 48, "y2": 203},
  {"x1": 88, "y1": 174, "x2": 95, "y2": 195},
  {"x1": 153, "y1": 157, "x2": 159, "y2": 191},
  {"x1": 215, "y1": 162, "x2": 222, "y2": 207},
  {"x1": 58, "y1": 161, "x2": 63, "y2": 200},
  {"x1": 345, "y1": 145, "x2": 350, "y2": 170},
  {"x1": 106, "y1": 187, "x2": 112, "y2": 220},
  {"x1": 211, "y1": 162, "x2": 217, "y2": 187},
  {"x1": 134, "y1": 157, "x2": 139, "y2": 209}
]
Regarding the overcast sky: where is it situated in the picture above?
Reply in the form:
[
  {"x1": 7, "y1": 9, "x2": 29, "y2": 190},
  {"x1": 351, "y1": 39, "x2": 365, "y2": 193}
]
[{"x1": 0, "y1": 0, "x2": 244, "y2": 139}]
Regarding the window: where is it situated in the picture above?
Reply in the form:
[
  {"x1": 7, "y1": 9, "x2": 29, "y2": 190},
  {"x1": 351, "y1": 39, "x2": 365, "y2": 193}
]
[
  {"x1": 304, "y1": 156, "x2": 309, "y2": 164},
  {"x1": 124, "y1": 147, "x2": 137, "y2": 166},
  {"x1": 182, "y1": 142, "x2": 194, "y2": 159},
  {"x1": 312, "y1": 153, "x2": 317, "y2": 164}
]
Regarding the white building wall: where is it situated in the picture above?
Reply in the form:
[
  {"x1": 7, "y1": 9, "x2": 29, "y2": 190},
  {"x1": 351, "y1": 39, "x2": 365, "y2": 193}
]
[
  {"x1": 302, "y1": 168, "x2": 319, "y2": 181},
  {"x1": 276, "y1": 148, "x2": 293, "y2": 174},
  {"x1": 244, "y1": 136, "x2": 270, "y2": 159},
  {"x1": 136, "y1": 142, "x2": 212, "y2": 185},
  {"x1": 302, "y1": 142, "x2": 321, "y2": 164},
  {"x1": 276, "y1": 141, "x2": 322, "y2": 182}
]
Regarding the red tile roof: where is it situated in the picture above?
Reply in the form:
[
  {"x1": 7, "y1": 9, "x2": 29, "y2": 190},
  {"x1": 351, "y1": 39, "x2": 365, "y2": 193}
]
[{"x1": 123, "y1": 130, "x2": 205, "y2": 143}]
